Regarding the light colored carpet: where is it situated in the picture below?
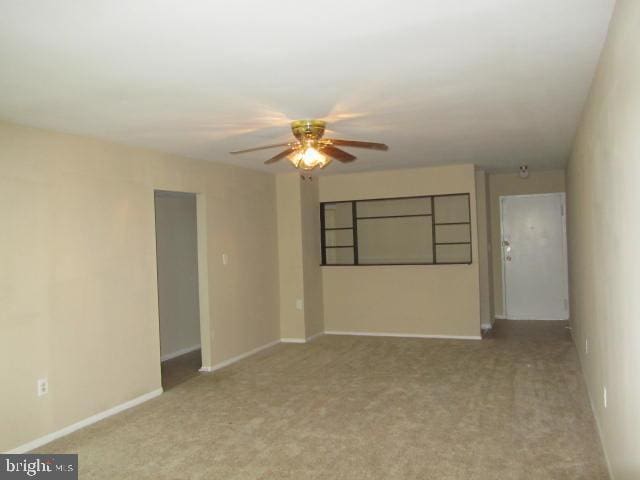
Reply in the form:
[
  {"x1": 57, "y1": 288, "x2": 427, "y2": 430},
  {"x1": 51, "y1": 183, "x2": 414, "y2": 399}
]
[{"x1": 36, "y1": 320, "x2": 609, "y2": 479}]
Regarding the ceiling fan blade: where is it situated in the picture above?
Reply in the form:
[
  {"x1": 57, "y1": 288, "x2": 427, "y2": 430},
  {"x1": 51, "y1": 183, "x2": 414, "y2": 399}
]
[
  {"x1": 264, "y1": 147, "x2": 297, "y2": 164},
  {"x1": 324, "y1": 139, "x2": 388, "y2": 151},
  {"x1": 230, "y1": 142, "x2": 293, "y2": 154},
  {"x1": 322, "y1": 145, "x2": 357, "y2": 163}
]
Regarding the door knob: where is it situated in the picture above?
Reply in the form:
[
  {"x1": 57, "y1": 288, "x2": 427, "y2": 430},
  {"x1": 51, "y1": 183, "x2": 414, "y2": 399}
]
[
  {"x1": 506, "y1": 255, "x2": 512, "y2": 261},
  {"x1": 502, "y1": 240, "x2": 510, "y2": 247}
]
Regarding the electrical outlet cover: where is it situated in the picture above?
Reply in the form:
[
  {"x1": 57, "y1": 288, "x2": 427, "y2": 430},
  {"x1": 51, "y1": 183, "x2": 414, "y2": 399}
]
[{"x1": 37, "y1": 378, "x2": 48, "y2": 397}]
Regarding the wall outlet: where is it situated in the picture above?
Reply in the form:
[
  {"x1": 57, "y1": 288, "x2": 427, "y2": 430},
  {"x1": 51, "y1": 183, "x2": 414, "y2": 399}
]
[
  {"x1": 603, "y1": 386, "x2": 607, "y2": 409},
  {"x1": 295, "y1": 299, "x2": 304, "y2": 311},
  {"x1": 222, "y1": 253, "x2": 229, "y2": 265},
  {"x1": 585, "y1": 338, "x2": 589, "y2": 355},
  {"x1": 37, "y1": 378, "x2": 48, "y2": 397}
]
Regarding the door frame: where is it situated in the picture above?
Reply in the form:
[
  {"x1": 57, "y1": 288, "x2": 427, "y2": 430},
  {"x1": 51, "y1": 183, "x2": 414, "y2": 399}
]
[
  {"x1": 499, "y1": 192, "x2": 569, "y2": 320},
  {"x1": 153, "y1": 190, "x2": 212, "y2": 372}
]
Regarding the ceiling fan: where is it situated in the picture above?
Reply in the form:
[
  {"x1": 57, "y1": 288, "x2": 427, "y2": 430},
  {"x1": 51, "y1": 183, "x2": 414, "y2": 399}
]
[{"x1": 230, "y1": 119, "x2": 388, "y2": 171}]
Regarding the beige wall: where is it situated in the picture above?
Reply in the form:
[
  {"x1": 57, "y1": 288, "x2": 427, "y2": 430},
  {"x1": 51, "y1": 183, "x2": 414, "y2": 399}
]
[
  {"x1": 319, "y1": 164, "x2": 481, "y2": 338},
  {"x1": 154, "y1": 191, "x2": 201, "y2": 358},
  {"x1": 0, "y1": 121, "x2": 280, "y2": 452},
  {"x1": 488, "y1": 170, "x2": 566, "y2": 317},
  {"x1": 300, "y1": 179, "x2": 324, "y2": 338},
  {"x1": 353, "y1": 197, "x2": 438, "y2": 264},
  {"x1": 567, "y1": 1, "x2": 640, "y2": 477},
  {"x1": 475, "y1": 170, "x2": 492, "y2": 327},
  {"x1": 276, "y1": 174, "x2": 305, "y2": 340},
  {"x1": 276, "y1": 174, "x2": 324, "y2": 340}
]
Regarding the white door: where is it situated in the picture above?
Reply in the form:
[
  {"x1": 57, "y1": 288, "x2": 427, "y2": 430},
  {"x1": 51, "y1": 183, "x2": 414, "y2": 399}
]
[{"x1": 500, "y1": 193, "x2": 569, "y2": 320}]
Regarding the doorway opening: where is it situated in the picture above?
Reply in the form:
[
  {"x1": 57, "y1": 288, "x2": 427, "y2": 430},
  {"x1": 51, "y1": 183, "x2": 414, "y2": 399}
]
[
  {"x1": 499, "y1": 193, "x2": 569, "y2": 320},
  {"x1": 154, "y1": 190, "x2": 208, "y2": 390}
]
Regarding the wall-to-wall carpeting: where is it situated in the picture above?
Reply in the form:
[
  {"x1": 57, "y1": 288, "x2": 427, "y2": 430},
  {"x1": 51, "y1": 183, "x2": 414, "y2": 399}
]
[{"x1": 35, "y1": 321, "x2": 607, "y2": 479}]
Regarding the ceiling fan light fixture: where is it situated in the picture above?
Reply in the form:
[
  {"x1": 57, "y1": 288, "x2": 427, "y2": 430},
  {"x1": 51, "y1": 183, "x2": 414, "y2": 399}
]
[
  {"x1": 230, "y1": 118, "x2": 388, "y2": 171},
  {"x1": 290, "y1": 146, "x2": 328, "y2": 171}
]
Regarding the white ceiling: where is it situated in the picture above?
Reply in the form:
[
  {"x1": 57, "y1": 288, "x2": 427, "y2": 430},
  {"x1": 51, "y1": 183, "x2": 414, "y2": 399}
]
[{"x1": 0, "y1": 0, "x2": 614, "y2": 174}]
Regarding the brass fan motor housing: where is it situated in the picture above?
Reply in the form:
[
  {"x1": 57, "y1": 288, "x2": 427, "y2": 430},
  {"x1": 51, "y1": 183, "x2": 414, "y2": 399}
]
[{"x1": 291, "y1": 119, "x2": 326, "y2": 142}]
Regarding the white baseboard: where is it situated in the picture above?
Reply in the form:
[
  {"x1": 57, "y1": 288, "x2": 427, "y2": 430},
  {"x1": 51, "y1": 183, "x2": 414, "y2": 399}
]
[
  {"x1": 324, "y1": 330, "x2": 482, "y2": 340},
  {"x1": 199, "y1": 339, "x2": 280, "y2": 373},
  {"x1": 5, "y1": 388, "x2": 163, "y2": 454},
  {"x1": 306, "y1": 331, "x2": 324, "y2": 342},
  {"x1": 498, "y1": 316, "x2": 568, "y2": 321},
  {"x1": 160, "y1": 344, "x2": 201, "y2": 362},
  {"x1": 280, "y1": 338, "x2": 306, "y2": 344},
  {"x1": 494, "y1": 314, "x2": 567, "y2": 321}
]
